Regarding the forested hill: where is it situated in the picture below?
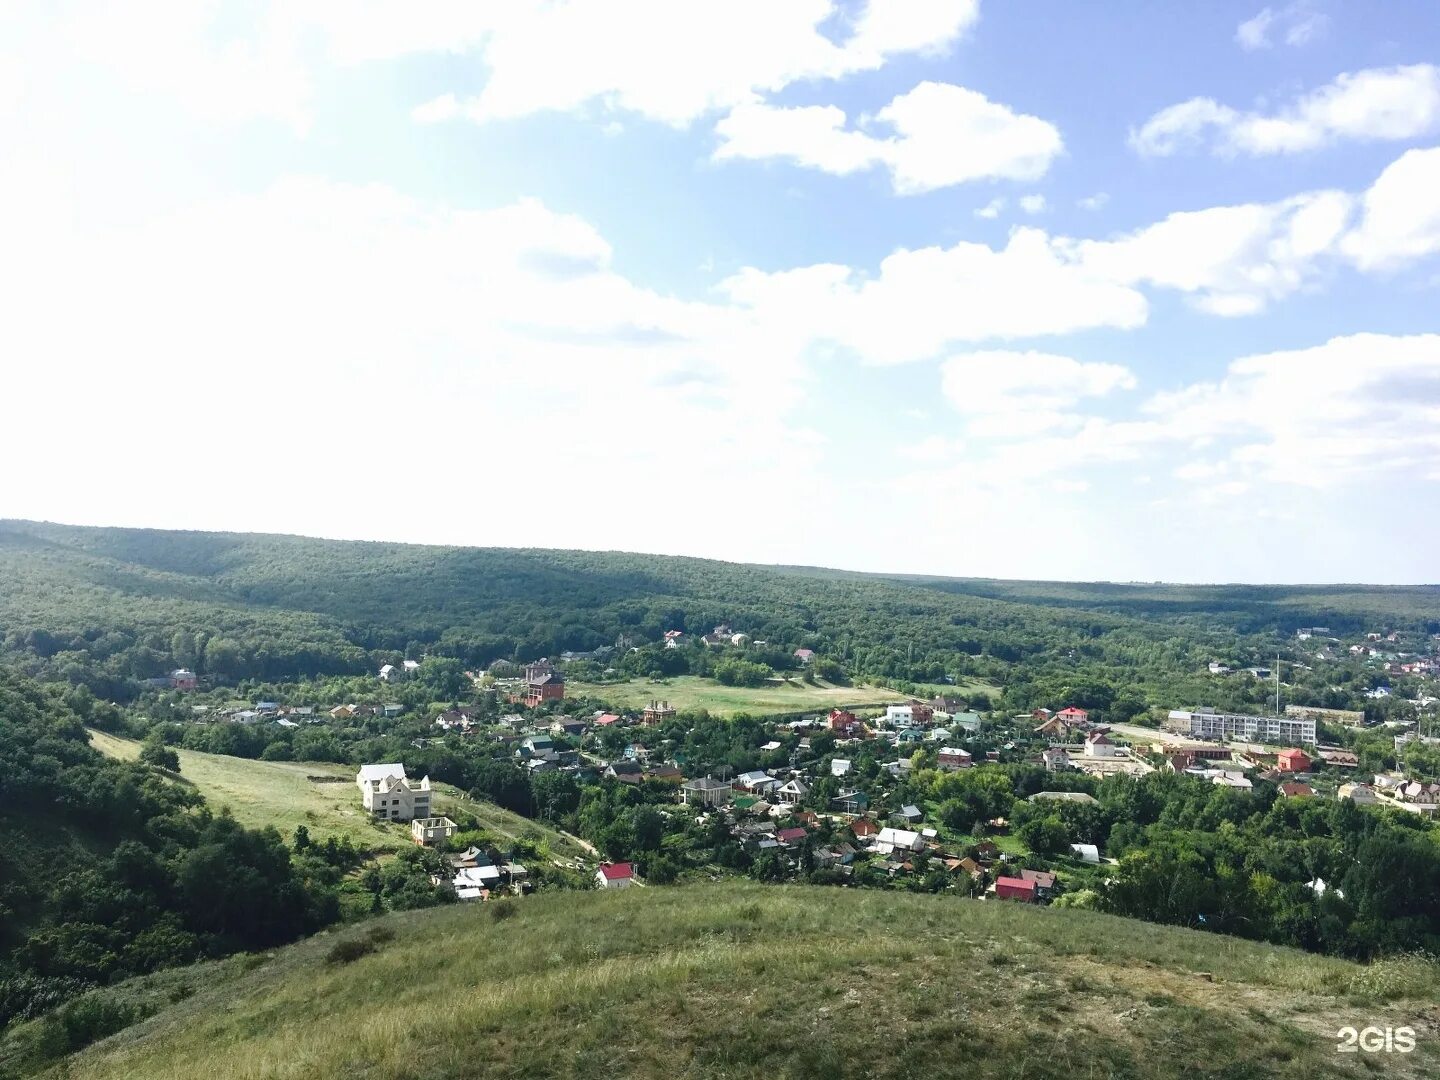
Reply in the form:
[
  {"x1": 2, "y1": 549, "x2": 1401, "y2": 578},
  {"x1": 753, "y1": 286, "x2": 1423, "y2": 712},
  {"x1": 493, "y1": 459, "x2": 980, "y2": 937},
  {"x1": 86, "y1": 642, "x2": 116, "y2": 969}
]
[{"x1": 1, "y1": 519, "x2": 1436, "y2": 706}]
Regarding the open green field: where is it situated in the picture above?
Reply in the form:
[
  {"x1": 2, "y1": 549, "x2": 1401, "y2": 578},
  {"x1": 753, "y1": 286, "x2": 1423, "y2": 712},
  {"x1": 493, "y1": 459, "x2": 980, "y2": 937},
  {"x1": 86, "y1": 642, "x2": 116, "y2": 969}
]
[
  {"x1": 86, "y1": 730, "x2": 591, "y2": 861},
  {"x1": 568, "y1": 675, "x2": 910, "y2": 716},
  {"x1": 18, "y1": 882, "x2": 1438, "y2": 1080}
]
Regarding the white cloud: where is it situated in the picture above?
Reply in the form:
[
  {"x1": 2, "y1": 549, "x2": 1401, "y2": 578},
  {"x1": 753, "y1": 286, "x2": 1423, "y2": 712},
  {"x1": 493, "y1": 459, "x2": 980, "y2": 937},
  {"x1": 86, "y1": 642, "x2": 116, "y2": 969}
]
[
  {"x1": 1342, "y1": 146, "x2": 1440, "y2": 271},
  {"x1": 1132, "y1": 65, "x2": 1440, "y2": 157},
  {"x1": 1078, "y1": 193, "x2": 1109, "y2": 211},
  {"x1": 720, "y1": 228, "x2": 1148, "y2": 364},
  {"x1": 1072, "y1": 189, "x2": 1355, "y2": 315},
  {"x1": 714, "y1": 81, "x2": 1063, "y2": 193},
  {"x1": 975, "y1": 197, "x2": 1006, "y2": 219},
  {"x1": 1235, "y1": 4, "x2": 1329, "y2": 51},
  {"x1": 416, "y1": 0, "x2": 981, "y2": 128},
  {"x1": 941, "y1": 350, "x2": 1135, "y2": 434},
  {"x1": 1143, "y1": 333, "x2": 1440, "y2": 487},
  {"x1": 1019, "y1": 194, "x2": 1048, "y2": 214}
]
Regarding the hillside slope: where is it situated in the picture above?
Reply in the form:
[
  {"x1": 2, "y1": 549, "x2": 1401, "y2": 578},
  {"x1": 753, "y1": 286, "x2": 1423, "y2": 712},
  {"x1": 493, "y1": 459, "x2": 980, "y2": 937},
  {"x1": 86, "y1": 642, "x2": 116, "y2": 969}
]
[{"x1": 33, "y1": 883, "x2": 1440, "y2": 1080}]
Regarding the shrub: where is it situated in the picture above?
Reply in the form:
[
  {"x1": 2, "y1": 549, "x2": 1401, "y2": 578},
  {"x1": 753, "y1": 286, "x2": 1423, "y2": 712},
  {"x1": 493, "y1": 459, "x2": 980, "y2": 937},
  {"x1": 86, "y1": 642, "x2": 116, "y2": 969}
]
[
  {"x1": 488, "y1": 898, "x2": 517, "y2": 921},
  {"x1": 324, "y1": 938, "x2": 377, "y2": 965}
]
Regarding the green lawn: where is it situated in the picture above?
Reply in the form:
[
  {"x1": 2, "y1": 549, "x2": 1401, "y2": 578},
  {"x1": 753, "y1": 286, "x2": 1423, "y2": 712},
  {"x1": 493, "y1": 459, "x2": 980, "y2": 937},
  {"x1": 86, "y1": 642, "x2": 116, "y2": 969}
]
[
  {"x1": 87, "y1": 729, "x2": 591, "y2": 861},
  {"x1": 567, "y1": 675, "x2": 908, "y2": 716}
]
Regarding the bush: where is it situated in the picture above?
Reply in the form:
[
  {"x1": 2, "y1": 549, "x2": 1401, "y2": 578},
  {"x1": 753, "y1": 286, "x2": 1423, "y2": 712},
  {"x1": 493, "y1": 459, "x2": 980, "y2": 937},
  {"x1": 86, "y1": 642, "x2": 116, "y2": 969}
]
[
  {"x1": 324, "y1": 937, "x2": 377, "y2": 965},
  {"x1": 488, "y1": 897, "x2": 517, "y2": 921}
]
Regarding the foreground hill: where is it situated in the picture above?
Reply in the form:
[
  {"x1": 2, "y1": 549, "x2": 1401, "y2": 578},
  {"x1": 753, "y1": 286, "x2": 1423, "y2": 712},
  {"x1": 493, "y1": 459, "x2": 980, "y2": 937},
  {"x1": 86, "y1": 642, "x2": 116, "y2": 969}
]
[{"x1": 16, "y1": 883, "x2": 1440, "y2": 1080}]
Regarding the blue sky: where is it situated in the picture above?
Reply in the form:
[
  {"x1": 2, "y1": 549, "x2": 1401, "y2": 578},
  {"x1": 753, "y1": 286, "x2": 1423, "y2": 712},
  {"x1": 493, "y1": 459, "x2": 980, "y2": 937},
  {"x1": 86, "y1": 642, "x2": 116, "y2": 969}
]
[{"x1": 3, "y1": 1, "x2": 1440, "y2": 582}]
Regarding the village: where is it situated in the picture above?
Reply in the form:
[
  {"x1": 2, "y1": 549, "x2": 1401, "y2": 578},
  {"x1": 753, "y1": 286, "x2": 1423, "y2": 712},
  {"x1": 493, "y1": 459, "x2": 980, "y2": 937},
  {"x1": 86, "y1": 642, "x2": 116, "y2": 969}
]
[{"x1": 326, "y1": 640, "x2": 1438, "y2": 907}]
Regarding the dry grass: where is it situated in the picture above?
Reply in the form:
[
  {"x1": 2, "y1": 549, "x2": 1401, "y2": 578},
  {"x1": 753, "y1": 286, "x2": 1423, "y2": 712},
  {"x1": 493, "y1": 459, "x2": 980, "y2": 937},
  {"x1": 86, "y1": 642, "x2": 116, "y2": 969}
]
[{"x1": 50, "y1": 884, "x2": 1440, "y2": 1080}]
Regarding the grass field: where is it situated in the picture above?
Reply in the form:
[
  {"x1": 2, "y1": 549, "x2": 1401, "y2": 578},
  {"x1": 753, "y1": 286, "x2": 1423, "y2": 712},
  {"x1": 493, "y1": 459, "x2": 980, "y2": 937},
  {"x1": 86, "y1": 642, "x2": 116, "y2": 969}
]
[
  {"x1": 23, "y1": 882, "x2": 1440, "y2": 1080},
  {"x1": 86, "y1": 730, "x2": 591, "y2": 861},
  {"x1": 568, "y1": 675, "x2": 910, "y2": 716}
]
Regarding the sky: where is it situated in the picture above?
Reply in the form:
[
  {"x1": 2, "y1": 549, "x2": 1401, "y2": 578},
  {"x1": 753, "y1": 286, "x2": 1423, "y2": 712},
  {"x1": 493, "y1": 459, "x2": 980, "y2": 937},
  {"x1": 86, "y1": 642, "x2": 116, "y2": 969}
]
[{"x1": 3, "y1": 1, "x2": 1440, "y2": 584}]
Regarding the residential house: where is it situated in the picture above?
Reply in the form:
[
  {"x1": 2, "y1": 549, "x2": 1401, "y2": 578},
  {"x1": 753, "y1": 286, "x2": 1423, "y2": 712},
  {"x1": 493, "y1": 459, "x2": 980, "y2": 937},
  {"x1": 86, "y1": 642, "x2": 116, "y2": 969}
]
[
  {"x1": 830, "y1": 758, "x2": 852, "y2": 778},
  {"x1": 642, "y1": 764, "x2": 683, "y2": 785},
  {"x1": 170, "y1": 668, "x2": 198, "y2": 690},
  {"x1": 849, "y1": 816, "x2": 880, "y2": 838},
  {"x1": 356, "y1": 763, "x2": 432, "y2": 822},
  {"x1": 1277, "y1": 748, "x2": 1312, "y2": 773},
  {"x1": 1278, "y1": 782, "x2": 1315, "y2": 798},
  {"x1": 604, "y1": 759, "x2": 643, "y2": 783},
  {"x1": 995, "y1": 876, "x2": 1037, "y2": 902},
  {"x1": 411, "y1": 816, "x2": 457, "y2": 846},
  {"x1": 1338, "y1": 782, "x2": 1379, "y2": 805},
  {"x1": 453, "y1": 864, "x2": 502, "y2": 900},
  {"x1": 523, "y1": 668, "x2": 565, "y2": 708},
  {"x1": 736, "y1": 770, "x2": 780, "y2": 795},
  {"x1": 551, "y1": 717, "x2": 587, "y2": 738},
  {"x1": 1055, "y1": 706, "x2": 1089, "y2": 725},
  {"x1": 379, "y1": 664, "x2": 398, "y2": 681},
  {"x1": 794, "y1": 648, "x2": 816, "y2": 664},
  {"x1": 1083, "y1": 729, "x2": 1117, "y2": 758},
  {"x1": 595, "y1": 713, "x2": 621, "y2": 728},
  {"x1": 776, "y1": 778, "x2": 809, "y2": 805},
  {"x1": 895, "y1": 804, "x2": 923, "y2": 825},
  {"x1": 329, "y1": 704, "x2": 356, "y2": 720},
  {"x1": 680, "y1": 776, "x2": 732, "y2": 807},
  {"x1": 938, "y1": 746, "x2": 973, "y2": 770},
  {"x1": 519, "y1": 734, "x2": 556, "y2": 760},
  {"x1": 596, "y1": 863, "x2": 634, "y2": 889},
  {"x1": 1020, "y1": 869, "x2": 1057, "y2": 898},
  {"x1": 1041, "y1": 746, "x2": 1070, "y2": 772},
  {"x1": 833, "y1": 790, "x2": 870, "y2": 814},
  {"x1": 642, "y1": 700, "x2": 676, "y2": 726},
  {"x1": 775, "y1": 827, "x2": 808, "y2": 846},
  {"x1": 828, "y1": 709, "x2": 862, "y2": 737},
  {"x1": 874, "y1": 827, "x2": 924, "y2": 852}
]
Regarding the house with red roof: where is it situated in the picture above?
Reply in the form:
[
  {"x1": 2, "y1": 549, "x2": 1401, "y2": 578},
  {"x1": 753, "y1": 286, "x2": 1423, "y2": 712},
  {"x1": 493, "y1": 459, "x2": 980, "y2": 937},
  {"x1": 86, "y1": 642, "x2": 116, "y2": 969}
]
[
  {"x1": 828, "y1": 709, "x2": 862, "y2": 737},
  {"x1": 849, "y1": 817, "x2": 880, "y2": 838},
  {"x1": 794, "y1": 648, "x2": 817, "y2": 664},
  {"x1": 1277, "y1": 748, "x2": 1312, "y2": 773},
  {"x1": 994, "y1": 876, "x2": 1037, "y2": 902},
  {"x1": 1056, "y1": 706, "x2": 1089, "y2": 723},
  {"x1": 775, "y1": 827, "x2": 808, "y2": 845},
  {"x1": 1278, "y1": 782, "x2": 1315, "y2": 798},
  {"x1": 595, "y1": 713, "x2": 621, "y2": 727},
  {"x1": 595, "y1": 862, "x2": 634, "y2": 889}
]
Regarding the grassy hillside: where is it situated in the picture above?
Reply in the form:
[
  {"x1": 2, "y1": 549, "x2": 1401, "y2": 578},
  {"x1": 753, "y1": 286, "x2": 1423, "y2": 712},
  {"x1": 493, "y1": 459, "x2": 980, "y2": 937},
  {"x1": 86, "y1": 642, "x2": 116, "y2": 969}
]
[
  {"x1": 20, "y1": 883, "x2": 1440, "y2": 1080},
  {"x1": 86, "y1": 730, "x2": 592, "y2": 862},
  {"x1": 6, "y1": 519, "x2": 1437, "y2": 712}
]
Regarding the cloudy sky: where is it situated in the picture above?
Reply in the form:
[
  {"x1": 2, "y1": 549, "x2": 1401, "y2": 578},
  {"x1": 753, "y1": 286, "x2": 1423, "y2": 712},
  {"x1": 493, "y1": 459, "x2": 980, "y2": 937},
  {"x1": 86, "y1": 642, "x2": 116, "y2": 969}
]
[{"x1": 3, "y1": 1, "x2": 1440, "y2": 583}]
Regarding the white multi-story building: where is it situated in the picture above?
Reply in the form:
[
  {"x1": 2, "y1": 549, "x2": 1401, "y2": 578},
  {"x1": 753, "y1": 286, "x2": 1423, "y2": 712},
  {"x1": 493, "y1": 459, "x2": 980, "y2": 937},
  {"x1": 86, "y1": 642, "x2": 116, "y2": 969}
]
[
  {"x1": 1169, "y1": 708, "x2": 1315, "y2": 747},
  {"x1": 357, "y1": 763, "x2": 432, "y2": 822}
]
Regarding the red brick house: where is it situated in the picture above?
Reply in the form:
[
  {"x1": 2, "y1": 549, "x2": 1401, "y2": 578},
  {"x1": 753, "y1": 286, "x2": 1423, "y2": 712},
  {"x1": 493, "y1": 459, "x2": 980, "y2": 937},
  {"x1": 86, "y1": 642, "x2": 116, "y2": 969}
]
[
  {"x1": 828, "y1": 709, "x2": 862, "y2": 737},
  {"x1": 523, "y1": 671, "x2": 565, "y2": 708},
  {"x1": 850, "y1": 817, "x2": 880, "y2": 838},
  {"x1": 995, "y1": 876, "x2": 1037, "y2": 902},
  {"x1": 1277, "y1": 748, "x2": 1312, "y2": 773},
  {"x1": 938, "y1": 747, "x2": 973, "y2": 770},
  {"x1": 1056, "y1": 706, "x2": 1089, "y2": 724}
]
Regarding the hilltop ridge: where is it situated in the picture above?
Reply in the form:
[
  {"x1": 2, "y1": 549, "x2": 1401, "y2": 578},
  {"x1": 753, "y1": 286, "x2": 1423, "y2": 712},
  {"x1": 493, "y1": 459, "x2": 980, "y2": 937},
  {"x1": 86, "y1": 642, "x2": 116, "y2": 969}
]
[{"x1": 7, "y1": 883, "x2": 1437, "y2": 1080}]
